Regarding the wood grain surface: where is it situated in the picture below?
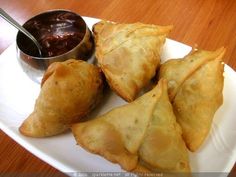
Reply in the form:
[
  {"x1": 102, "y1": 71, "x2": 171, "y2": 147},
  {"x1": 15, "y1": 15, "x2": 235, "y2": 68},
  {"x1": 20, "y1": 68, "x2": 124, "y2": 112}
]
[{"x1": 0, "y1": 0, "x2": 235, "y2": 176}]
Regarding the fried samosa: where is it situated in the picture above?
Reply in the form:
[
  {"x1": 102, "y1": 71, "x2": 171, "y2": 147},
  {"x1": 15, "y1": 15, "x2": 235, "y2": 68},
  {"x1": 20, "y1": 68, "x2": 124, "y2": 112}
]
[
  {"x1": 159, "y1": 47, "x2": 225, "y2": 151},
  {"x1": 93, "y1": 21, "x2": 172, "y2": 102},
  {"x1": 72, "y1": 79, "x2": 190, "y2": 173},
  {"x1": 19, "y1": 59, "x2": 104, "y2": 137}
]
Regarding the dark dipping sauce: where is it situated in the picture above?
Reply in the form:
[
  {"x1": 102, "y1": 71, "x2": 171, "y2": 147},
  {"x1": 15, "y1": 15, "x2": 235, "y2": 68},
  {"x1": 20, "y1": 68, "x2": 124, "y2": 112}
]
[{"x1": 17, "y1": 11, "x2": 86, "y2": 57}]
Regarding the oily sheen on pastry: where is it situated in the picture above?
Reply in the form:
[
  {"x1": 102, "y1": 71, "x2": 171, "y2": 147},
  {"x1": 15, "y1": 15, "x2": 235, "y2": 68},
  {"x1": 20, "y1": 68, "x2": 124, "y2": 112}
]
[
  {"x1": 72, "y1": 79, "x2": 190, "y2": 173},
  {"x1": 159, "y1": 47, "x2": 225, "y2": 151},
  {"x1": 93, "y1": 20, "x2": 172, "y2": 102},
  {"x1": 19, "y1": 59, "x2": 104, "y2": 137}
]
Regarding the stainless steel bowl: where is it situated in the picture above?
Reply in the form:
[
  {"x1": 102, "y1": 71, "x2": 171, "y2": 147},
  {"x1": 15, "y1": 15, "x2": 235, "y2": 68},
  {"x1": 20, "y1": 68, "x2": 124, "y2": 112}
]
[{"x1": 16, "y1": 9, "x2": 94, "y2": 83}]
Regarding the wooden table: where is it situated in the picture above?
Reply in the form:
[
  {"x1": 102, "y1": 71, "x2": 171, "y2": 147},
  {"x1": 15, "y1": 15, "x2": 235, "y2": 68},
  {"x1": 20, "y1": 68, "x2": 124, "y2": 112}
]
[{"x1": 0, "y1": 0, "x2": 236, "y2": 176}]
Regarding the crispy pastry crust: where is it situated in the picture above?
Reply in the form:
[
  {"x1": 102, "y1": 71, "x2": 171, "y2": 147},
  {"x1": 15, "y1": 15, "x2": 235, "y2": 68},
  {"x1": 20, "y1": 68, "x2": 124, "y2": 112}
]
[
  {"x1": 159, "y1": 47, "x2": 225, "y2": 151},
  {"x1": 93, "y1": 21, "x2": 172, "y2": 102},
  {"x1": 72, "y1": 79, "x2": 190, "y2": 173},
  {"x1": 19, "y1": 59, "x2": 104, "y2": 137}
]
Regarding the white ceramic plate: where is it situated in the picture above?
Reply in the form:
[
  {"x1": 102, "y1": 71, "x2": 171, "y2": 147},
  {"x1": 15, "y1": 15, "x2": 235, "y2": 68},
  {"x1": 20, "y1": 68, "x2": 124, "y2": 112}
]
[{"x1": 0, "y1": 17, "x2": 236, "y2": 175}]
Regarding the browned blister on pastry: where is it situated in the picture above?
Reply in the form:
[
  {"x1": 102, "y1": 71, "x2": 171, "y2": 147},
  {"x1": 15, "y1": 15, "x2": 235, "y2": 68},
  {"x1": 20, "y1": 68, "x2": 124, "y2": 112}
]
[
  {"x1": 72, "y1": 79, "x2": 190, "y2": 173},
  {"x1": 93, "y1": 20, "x2": 172, "y2": 102},
  {"x1": 19, "y1": 59, "x2": 104, "y2": 137},
  {"x1": 159, "y1": 47, "x2": 225, "y2": 151}
]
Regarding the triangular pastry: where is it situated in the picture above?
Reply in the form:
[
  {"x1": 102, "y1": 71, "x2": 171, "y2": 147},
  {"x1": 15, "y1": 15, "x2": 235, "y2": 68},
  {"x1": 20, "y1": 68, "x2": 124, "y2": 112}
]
[
  {"x1": 19, "y1": 59, "x2": 104, "y2": 137},
  {"x1": 72, "y1": 79, "x2": 190, "y2": 173},
  {"x1": 159, "y1": 47, "x2": 225, "y2": 151},
  {"x1": 93, "y1": 21, "x2": 172, "y2": 102}
]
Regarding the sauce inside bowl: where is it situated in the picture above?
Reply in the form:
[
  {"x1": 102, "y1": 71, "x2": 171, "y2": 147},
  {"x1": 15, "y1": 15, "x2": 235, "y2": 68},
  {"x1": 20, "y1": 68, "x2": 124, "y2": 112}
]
[{"x1": 17, "y1": 11, "x2": 86, "y2": 58}]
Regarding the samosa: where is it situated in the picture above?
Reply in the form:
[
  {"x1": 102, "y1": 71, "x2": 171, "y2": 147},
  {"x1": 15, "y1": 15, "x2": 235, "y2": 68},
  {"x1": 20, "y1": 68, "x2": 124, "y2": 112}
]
[
  {"x1": 159, "y1": 47, "x2": 225, "y2": 151},
  {"x1": 93, "y1": 20, "x2": 172, "y2": 102},
  {"x1": 72, "y1": 79, "x2": 190, "y2": 173},
  {"x1": 19, "y1": 59, "x2": 104, "y2": 137}
]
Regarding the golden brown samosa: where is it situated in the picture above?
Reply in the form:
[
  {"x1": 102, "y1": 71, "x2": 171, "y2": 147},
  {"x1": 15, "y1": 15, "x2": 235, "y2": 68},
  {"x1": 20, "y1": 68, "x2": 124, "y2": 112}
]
[
  {"x1": 159, "y1": 47, "x2": 225, "y2": 151},
  {"x1": 72, "y1": 79, "x2": 190, "y2": 173},
  {"x1": 19, "y1": 59, "x2": 104, "y2": 137},
  {"x1": 93, "y1": 21, "x2": 172, "y2": 102}
]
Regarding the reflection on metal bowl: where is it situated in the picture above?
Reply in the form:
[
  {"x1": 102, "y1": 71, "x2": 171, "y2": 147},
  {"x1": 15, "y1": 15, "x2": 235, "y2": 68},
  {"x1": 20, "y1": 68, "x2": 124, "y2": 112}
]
[{"x1": 16, "y1": 9, "x2": 94, "y2": 83}]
